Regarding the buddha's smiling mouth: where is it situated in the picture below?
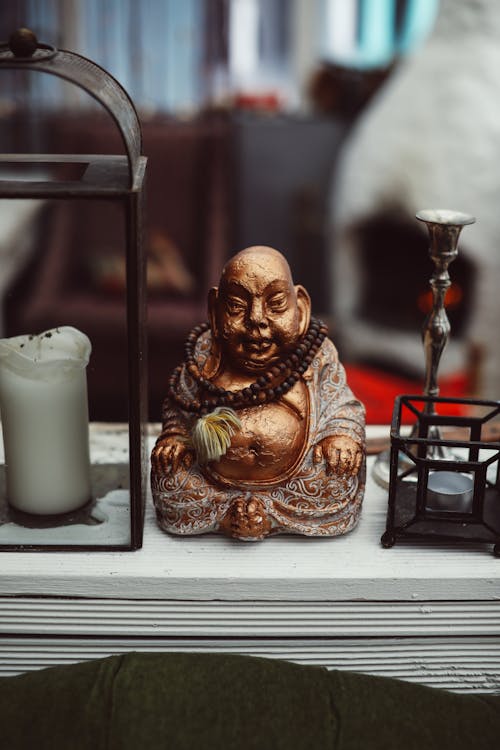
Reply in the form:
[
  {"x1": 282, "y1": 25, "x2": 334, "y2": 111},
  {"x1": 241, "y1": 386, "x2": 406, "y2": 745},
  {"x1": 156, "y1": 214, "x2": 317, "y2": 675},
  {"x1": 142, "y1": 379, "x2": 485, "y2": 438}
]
[{"x1": 245, "y1": 339, "x2": 272, "y2": 353}]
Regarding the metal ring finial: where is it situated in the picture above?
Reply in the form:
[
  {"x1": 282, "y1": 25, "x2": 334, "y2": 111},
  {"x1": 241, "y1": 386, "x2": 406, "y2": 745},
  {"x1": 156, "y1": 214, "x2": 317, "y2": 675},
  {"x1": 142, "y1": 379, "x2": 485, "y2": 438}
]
[{"x1": 0, "y1": 28, "x2": 57, "y2": 63}]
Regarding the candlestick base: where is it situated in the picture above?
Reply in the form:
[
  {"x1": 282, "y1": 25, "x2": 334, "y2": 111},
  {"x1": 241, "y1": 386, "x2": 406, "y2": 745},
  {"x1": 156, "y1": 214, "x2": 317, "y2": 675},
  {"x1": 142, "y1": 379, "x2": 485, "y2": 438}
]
[
  {"x1": 373, "y1": 420, "x2": 459, "y2": 489},
  {"x1": 373, "y1": 448, "x2": 415, "y2": 489}
]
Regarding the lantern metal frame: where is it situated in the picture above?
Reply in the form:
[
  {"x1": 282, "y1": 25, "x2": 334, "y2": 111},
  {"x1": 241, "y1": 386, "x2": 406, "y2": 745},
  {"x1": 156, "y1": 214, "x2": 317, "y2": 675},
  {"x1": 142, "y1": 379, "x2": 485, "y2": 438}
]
[
  {"x1": 381, "y1": 395, "x2": 500, "y2": 557},
  {"x1": 0, "y1": 34, "x2": 147, "y2": 550}
]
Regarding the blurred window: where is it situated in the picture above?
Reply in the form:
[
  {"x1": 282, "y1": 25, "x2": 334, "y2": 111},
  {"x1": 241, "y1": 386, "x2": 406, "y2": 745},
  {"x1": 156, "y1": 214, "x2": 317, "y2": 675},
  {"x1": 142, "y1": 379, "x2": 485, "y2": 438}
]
[
  {"x1": 0, "y1": 0, "x2": 438, "y2": 115},
  {"x1": 321, "y1": 0, "x2": 439, "y2": 69}
]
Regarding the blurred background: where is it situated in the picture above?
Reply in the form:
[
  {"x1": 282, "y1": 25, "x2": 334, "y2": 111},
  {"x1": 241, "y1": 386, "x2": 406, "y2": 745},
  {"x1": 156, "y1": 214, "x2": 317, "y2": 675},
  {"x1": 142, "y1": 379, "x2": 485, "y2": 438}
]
[{"x1": 2, "y1": 0, "x2": 499, "y2": 424}]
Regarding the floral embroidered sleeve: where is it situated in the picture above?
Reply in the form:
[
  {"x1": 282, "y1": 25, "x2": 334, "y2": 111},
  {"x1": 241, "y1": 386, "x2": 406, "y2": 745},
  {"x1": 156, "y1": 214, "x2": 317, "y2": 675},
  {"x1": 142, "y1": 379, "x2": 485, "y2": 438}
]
[
  {"x1": 155, "y1": 369, "x2": 195, "y2": 448},
  {"x1": 311, "y1": 338, "x2": 365, "y2": 447}
]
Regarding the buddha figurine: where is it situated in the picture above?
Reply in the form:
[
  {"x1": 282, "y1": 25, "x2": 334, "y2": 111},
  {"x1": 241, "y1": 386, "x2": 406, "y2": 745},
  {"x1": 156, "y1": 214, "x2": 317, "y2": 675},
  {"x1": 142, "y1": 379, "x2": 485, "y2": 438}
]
[{"x1": 151, "y1": 246, "x2": 365, "y2": 540}]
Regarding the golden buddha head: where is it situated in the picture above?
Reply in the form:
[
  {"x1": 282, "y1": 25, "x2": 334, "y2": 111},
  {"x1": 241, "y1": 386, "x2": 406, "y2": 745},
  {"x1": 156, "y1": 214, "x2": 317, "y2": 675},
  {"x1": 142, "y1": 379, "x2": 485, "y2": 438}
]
[{"x1": 208, "y1": 246, "x2": 311, "y2": 373}]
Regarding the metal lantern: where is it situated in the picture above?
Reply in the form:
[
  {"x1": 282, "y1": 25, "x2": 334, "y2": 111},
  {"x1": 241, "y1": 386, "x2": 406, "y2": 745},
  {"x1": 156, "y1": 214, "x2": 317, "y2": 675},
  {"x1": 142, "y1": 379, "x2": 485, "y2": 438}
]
[
  {"x1": 382, "y1": 395, "x2": 500, "y2": 557},
  {"x1": 0, "y1": 29, "x2": 147, "y2": 550}
]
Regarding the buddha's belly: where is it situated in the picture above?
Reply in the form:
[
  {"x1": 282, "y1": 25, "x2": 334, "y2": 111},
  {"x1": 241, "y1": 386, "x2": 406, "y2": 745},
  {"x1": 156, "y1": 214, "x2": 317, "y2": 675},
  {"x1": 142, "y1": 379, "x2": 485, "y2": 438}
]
[{"x1": 210, "y1": 400, "x2": 307, "y2": 482}]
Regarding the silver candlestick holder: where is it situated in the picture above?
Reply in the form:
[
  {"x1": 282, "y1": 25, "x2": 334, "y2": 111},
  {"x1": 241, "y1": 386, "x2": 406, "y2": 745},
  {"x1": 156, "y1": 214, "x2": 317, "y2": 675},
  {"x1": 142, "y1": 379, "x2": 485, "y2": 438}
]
[{"x1": 372, "y1": 209, "x2": 476, "y2": 488}]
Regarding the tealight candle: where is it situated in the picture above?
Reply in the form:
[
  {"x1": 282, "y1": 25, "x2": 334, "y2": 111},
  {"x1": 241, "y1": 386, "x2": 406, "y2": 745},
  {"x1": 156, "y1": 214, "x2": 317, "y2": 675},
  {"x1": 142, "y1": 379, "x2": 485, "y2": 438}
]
[
  {"x1": 0, "y1": 326, "x2": 92, "y2": 515},
  {"x1": 426, "y1": 470, "x2": 474, "y2": 513}
]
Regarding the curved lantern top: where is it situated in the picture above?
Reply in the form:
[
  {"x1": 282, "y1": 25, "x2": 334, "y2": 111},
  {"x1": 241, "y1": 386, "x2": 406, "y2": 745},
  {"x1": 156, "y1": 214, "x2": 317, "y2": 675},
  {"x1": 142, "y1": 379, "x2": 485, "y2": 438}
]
[{"x1": 0, "y1": 29, "x2": 142, "y2": 190}]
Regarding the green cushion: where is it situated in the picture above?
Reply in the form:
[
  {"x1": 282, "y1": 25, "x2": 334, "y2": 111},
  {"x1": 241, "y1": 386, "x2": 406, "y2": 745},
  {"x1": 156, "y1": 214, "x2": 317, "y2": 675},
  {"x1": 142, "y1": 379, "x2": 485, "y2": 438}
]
[
  {"x1": 329, "y1": 669, "x2": 500, "y2": 750},
  {"x1": 0, "y1": 652, "x2": 498, "y2": 749}
]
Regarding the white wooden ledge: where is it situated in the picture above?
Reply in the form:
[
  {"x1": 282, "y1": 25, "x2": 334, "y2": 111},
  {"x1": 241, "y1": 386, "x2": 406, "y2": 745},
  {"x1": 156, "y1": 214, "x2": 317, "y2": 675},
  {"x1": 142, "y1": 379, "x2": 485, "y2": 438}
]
[{"x1": 0, "y1": 425, "x2": 497, "y2": 602}]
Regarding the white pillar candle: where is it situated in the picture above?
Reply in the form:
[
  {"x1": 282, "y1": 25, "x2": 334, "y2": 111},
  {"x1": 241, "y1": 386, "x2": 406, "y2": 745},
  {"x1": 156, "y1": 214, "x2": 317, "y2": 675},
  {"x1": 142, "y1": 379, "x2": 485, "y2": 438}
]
[{"x1": 0, "y1": 326, "x2": 92, "y2": 515}]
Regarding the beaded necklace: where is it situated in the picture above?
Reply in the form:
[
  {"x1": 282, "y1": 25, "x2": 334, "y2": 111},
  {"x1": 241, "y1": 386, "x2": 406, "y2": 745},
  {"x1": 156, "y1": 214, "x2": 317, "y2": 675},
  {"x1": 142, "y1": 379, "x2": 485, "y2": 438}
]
[{"x1": 168, "y1": 316, "x2": 328, "y2": 416}]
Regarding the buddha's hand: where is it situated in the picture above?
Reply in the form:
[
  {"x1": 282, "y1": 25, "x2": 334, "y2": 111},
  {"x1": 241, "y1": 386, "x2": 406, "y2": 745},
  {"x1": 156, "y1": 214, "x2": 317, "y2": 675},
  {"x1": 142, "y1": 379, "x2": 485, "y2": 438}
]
[
  {"x1": 313, "y1": 436, "x2": 363, "y2": 477},
  {"x1": 151, "y1": 436, "x2": 194, "y2": 476}
]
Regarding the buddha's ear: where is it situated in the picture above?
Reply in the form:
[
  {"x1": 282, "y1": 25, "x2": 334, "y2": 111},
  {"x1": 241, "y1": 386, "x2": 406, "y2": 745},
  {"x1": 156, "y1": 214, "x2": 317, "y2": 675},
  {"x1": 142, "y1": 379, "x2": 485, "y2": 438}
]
[
  {"x1": 295, "y1": 285, "x2": 311, "y2": 337},
  {"x1": 208, "y1": 287, "x2": 219, "y2": 338},
  {"x1": 203, "y1": 286, "x2": 222, "y2": 378}
]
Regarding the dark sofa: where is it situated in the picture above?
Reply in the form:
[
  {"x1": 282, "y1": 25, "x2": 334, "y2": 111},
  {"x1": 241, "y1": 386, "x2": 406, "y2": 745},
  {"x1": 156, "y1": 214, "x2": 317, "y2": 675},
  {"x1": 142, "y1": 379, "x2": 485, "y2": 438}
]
[{"x1": 1, "y1": 652, "x2": 498, "y2": 749}]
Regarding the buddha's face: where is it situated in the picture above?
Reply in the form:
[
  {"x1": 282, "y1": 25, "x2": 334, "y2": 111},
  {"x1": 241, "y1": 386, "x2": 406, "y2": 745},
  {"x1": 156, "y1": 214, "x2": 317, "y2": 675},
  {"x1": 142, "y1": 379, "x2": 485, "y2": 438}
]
[{"x1": 209, "y1": 247, "x2": 310, "y2": 373}]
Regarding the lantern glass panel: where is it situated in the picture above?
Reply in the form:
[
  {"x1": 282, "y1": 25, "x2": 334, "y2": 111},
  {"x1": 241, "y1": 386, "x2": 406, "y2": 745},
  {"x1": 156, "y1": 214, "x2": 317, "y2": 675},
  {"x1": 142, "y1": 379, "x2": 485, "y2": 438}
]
[
  {"x1": 0, "y1": 35, "x2": 147, "y2": 551},
  {"x1": 0, "y1": 194, "x2": 135, "y2": 548}
]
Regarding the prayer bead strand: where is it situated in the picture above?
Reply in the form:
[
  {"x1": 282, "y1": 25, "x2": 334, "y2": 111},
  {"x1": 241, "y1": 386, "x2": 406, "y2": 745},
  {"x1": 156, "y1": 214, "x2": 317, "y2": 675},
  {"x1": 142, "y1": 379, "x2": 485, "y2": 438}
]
[{"x1": 168, "y1": 317, "x2": 327, "y2": 415}]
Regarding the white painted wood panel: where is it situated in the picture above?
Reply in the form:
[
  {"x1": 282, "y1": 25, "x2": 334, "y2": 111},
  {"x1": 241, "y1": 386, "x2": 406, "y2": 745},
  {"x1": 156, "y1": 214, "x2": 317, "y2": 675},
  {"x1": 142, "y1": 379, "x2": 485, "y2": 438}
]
[{"x1": 1, "y1": 598, "x2": 499, "y2": 638}]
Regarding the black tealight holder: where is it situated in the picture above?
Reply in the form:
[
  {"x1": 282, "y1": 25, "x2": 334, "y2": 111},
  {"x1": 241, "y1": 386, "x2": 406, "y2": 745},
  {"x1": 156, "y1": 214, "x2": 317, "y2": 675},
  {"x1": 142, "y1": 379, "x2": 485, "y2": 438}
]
[{"x1": 381, "y1": 395, "x2": 500, "y2": 557}]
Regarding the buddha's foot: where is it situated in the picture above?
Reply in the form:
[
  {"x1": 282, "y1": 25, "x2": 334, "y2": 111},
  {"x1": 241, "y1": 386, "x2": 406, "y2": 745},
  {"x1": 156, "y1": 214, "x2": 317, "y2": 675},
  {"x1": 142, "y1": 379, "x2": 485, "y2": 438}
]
[{"x1": 220, "y1": 497, "x2": 272, "y2": 540}]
